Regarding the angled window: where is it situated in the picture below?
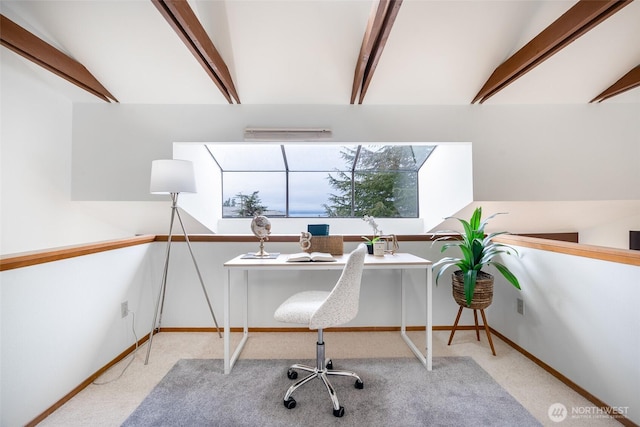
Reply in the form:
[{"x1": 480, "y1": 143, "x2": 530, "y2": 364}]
[{"x1": 206, "y1": 143, "x2": 436, "y2": 218}]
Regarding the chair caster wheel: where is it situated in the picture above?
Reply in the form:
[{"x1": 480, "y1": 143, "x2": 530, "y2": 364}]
[
  {"x1": 326, "y1": 359, "x2": 333, "y2": 370},
  {"x1": 355, "y1": 379, "x2": 364, "y2": 389},
  {"x1": 287, "y1": 369, "x2": 298, "y2": 380},
  {"x1": 333, "y1": 406, "x2": 345, "y2": 417},
  {"x1": 284, "y1": 397, "x2": 296, "y2": 409}
]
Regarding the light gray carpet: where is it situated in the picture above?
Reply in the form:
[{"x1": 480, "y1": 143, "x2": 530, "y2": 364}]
[{"x1": 122, "y1": 357, "x2": 541, "y2": 426}]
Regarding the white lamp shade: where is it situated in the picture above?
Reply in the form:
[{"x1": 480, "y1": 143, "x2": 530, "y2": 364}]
[{"x1": 150, "y1": 159, "x2": 197, "y2": 194}]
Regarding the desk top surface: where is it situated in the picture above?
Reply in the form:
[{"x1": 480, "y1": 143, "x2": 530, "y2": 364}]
[{"x1": 224, "y1": 252, "x2": 431, "y2": 269}]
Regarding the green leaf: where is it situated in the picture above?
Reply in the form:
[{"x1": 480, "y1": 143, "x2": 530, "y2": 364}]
[
  {"x1": 433, "y1": 259, "x2": 462, "y2": 285},
  {"x1": 491, "y1": 262, "x2": 521, "y2": 289},
  {"x1": 469, "y1": 207, "x2": 482, "y2": 230},
  {"x1": 463, "y1": 269, "x2": 478, "y2": 306}
]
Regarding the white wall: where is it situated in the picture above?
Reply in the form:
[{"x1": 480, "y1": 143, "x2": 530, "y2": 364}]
[
  {"x1": 0, "y1": 244, "x2": 156, "y2": 427},
  {"x1": 173, "y1": 143, "x2": 221, "y2": 233},
  {"x1": 67, "y1": 103, "x2": 640, "y2": 248},
  {"x1": 155, "y1": 241, "x2": 449, "y2": 328},
  {"x1": 470, "y1": 105, "x2": 640, "y2": 201},
  {"x1": 2, "y1": 62, "x2": 638, "y2": 254},
  {"x1": 580, "y1": 211, "x2": 640, "y2": 249},
  {"x1": 71, "y1": 104, "x2": 640, "y2": 204},
  {"x1": 0, "y1": 51, "x2": 132, "y2": 255},
  {"x1": 490, "y1": 245, "x2": 640, "y2": 424},
  {"x1": 214, "y1": 217, "x2": 425, "y2": 236},
  {"x1": 420, "y1": 143, "x2": 473, "y2": 232}
]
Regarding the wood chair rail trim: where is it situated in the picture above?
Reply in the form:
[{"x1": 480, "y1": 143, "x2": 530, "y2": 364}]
[
  {"x1": 3, "y1": 232, "x2": 639, "y2": 271},
  {"x1": 0, "y1": 235, "x2": 156, "y2": 271}
]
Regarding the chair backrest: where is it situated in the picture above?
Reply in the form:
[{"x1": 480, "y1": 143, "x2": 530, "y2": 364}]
[{"x1": 309, "y1": 244, "x2": 367, "y2": 330}]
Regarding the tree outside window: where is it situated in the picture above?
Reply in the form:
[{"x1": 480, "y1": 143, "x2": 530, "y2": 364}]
[{"x1": 208, "y1": 143, "x2": 435, "y2": 218}]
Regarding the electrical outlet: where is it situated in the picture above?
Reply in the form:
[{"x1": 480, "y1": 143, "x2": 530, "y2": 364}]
[
  {"x1": 517, "y1": 298, "x2": 524, "y2": 315},
  {"x1": 121, "y1": 301, "x2": 129, "y2": 318}
]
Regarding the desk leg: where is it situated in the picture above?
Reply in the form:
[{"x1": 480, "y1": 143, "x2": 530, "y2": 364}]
[
  {"x1": 225, "y1": 270, "x2": 249, "y2": 374},
  {"x1": 243, "y1": 270, "x2": 248, "y2": 335},
  {"x1": 224, "y1": 269, "x2": 231, "y2": 374},
  {"x1": 401, "y1": 269, "x2": 406, "y2": 334},
  {"x1": 400, "y1": 267, "x2": 432, "y2": 371},
  {"x1": 426, "y1": 265, "x2": 432, "y2": 370}
]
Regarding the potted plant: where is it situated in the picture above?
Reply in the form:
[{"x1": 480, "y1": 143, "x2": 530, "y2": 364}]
[
  {"x1": 432, "y1": 207, "x2": 521, "y2": 307},
  {"x1": 361, "y1": 215, "x2": 382, "y2": 254}
]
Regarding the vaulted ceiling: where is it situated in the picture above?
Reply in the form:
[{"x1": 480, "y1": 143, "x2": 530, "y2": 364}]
[{"x1": 2, "y1": 0, "x2": 639, "y2": 105}]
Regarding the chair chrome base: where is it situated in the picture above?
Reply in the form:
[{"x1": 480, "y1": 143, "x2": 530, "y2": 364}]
[{"x1": 282, "y1": 329, "x2": 363, "y2": 417}]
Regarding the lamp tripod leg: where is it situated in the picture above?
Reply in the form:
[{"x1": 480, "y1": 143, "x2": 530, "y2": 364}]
[
  {"x1": 175, "y1": 208, "x2": 222, "y2": 338},
  {"x1": 145, "y1": 203, "x2": 177, "y2": 365}
]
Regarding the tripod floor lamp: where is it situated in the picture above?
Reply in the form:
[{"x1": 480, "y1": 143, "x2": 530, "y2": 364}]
[{"x1": 145, "y1": 159, "x2": 221, "y2": 365}]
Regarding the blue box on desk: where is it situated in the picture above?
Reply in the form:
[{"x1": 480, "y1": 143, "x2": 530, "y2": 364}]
[{"x1": 307, "y1": 224, "x2": 330, "y2": 236}]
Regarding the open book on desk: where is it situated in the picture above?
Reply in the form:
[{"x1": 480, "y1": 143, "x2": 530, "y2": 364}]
[{"x1": 286, "y1": 252, "x2": 336, "y2": 262}]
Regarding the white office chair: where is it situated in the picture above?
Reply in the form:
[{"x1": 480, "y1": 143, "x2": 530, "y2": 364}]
[{"x1": 273, "y1": 244, "x2": 368, "y2": 417}]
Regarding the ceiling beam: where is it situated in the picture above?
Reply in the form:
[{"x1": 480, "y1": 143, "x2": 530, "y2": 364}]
[
  {"x1": 152, "y1": 0, "x2": 240, "y2": 104},
  {"x1": 351, "y1": 0, "x2": 402, "y2": 104},
  {"x1": 359, "y1": 0, "x2": 402, "y2": 105},
  {"x1": 0, "y1": 14, "x2": 118, "y2": 103},
  {"x1": 472, "y1": 0, "x2": 633, "y2": 104},
  {"x1": 351, "y1": 0, "x2": 388, "y2": 104},
  {"x1": 590, "y1": 64, "x2": 640, "y2": 102}
]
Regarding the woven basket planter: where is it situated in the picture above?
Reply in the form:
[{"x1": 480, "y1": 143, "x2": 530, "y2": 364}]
[{"x1": 452, "y1": 270, "x2": 494, "y2": 309}]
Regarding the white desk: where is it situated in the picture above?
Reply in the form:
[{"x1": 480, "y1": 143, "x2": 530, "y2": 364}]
[{"x1": 223, "y1": 252, "x2": 432, "y2": 374}]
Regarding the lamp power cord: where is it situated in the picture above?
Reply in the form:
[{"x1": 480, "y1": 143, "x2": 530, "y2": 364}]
[{"x1": 92, "y1": 311, "x2": 139, "y2": 385}]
